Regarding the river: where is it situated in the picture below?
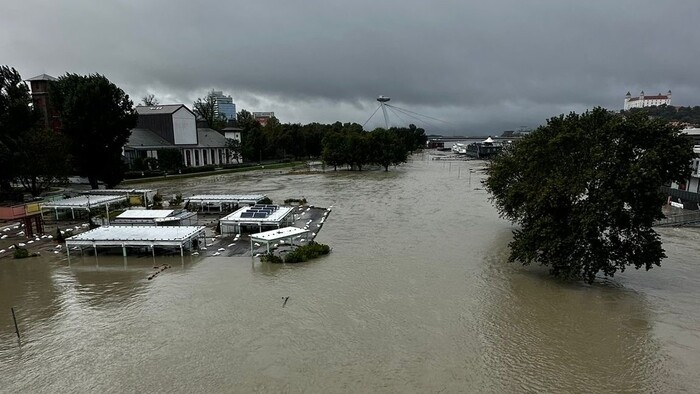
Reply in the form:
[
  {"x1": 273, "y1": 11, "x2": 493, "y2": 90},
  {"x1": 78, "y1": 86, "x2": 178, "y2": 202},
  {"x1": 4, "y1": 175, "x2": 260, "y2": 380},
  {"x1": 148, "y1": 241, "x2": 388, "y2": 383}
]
[{"x1": 1, "y1": 156, "x2": 699, "y2": 392}]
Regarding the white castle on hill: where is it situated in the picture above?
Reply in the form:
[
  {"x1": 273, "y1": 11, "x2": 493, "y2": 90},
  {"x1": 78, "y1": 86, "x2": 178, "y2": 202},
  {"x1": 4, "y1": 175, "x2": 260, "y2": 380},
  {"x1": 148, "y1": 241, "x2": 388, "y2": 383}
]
[{"x1": 624, "y1": 90, "x2": 672, "y2": 110}]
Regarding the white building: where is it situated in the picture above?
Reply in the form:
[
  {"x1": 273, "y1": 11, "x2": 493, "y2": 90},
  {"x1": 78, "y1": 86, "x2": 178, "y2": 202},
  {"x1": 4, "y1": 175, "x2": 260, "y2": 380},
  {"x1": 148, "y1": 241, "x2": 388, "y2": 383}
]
[
  {"x1": 624, "y1": 90, "x2": 672, "y2": 110},
  {"x1": 123, "y1": 104, "x2": 238, "y2": 168}
]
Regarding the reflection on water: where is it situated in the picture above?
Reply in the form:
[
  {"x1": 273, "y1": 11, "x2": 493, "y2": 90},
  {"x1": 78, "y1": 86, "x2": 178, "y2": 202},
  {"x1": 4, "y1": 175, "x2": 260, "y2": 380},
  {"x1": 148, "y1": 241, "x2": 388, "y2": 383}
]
[
  {"x1": 477, "y1": 239, "x2": 668, "y2": 392},
  {"x1": 1, "y1": 157, "x2": 699, "y2": 392}
]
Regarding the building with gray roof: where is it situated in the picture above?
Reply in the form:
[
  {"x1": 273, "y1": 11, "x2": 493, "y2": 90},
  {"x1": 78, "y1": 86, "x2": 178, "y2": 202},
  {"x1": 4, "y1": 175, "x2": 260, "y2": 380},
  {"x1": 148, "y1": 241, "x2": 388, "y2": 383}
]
[{"x1": 124, "y1": 105, "x2": 239, "y2": 169}]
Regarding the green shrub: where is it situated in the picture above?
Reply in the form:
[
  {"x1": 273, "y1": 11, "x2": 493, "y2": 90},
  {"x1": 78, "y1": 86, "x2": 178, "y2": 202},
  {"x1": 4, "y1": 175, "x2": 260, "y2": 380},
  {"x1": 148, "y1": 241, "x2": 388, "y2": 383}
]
[
  {"x1": 260, "y1": 253, "x2": 283, "y2": 264},
  {"x1": 153, "y1": 193, "x2": 163, "y2": 208},
  {"x1": 284, "y1": 241, "x2": 330, "y2": 264},
  {"x1": 168, "y1": 193, "x2": 183, "y2": 207},
  {"x1": 13, "y1": 248, "x2": 29, "y2": 259},
  {"x1": 258, "y1": 196, "x2": 273, "y2": 205}
]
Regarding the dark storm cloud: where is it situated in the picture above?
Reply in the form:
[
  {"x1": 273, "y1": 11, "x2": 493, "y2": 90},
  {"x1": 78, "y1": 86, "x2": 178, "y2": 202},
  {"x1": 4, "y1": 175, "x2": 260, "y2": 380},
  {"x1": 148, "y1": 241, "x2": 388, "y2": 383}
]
[{"x1": 2, "y1": 0, "x2": 699, "y2": 134}]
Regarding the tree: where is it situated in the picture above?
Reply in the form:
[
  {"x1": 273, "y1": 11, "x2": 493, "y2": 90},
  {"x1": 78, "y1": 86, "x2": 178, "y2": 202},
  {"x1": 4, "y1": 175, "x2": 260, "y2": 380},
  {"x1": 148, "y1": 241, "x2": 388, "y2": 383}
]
[
  {"x1": 0, "y1": 66, "x2": 70, "y2": 196},
  {"x1": 225, "y1": 138, "x2": 242, "y2": 163},
  {"x1": 51, "y1": 73, "x2": 137, "y2": 189},
  {"x1": 237, "y1": 109, "x2": 265, "y2": 162},
  {"x1": 157, "y1": 149, "x2": 183, "y2": 171},
  {"x1": 141, "y1": 93, "x2": 159, "y2": 106},
  {"x1": 16, "y1": 127, "x2": 70, "y2": 196},
  {"x1": 193, "y1": 95, "x2": 226, "y2": 130},
  {"x1": 484, "y1": 107, "x2": 694, "y2": 283},
  {"x1": 370, "y1": 128, "x2": 408, "y2": 171},
  {"x1": 0, "y1": 66, "x2": 37, "y2": 191}
]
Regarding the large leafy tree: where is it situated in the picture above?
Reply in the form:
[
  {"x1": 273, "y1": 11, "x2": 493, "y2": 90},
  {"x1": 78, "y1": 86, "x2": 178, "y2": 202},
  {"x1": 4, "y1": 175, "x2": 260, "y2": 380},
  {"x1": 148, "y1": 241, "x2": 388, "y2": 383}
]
[
  {"x1": 0, "y1": 66, "x2": 69, "y2": 196},
  {"x1": 485, "y1": 107, "x2": 694, "y2": 283},
  {"x1": 51, "y1": 73, "x2": 137, "y2": 189},
  {"x1": 0, "y1": 66, "x2": 37, "y2": 191},
  {"x1": 370, "y1": 128, "x2": 408, "y2": 171},
  {"x1": 237, "y1": 109, "x2": 265, "y2": 162},
  {"x1": 16, "y1": 127, "x2": 70, "y2": 196}
]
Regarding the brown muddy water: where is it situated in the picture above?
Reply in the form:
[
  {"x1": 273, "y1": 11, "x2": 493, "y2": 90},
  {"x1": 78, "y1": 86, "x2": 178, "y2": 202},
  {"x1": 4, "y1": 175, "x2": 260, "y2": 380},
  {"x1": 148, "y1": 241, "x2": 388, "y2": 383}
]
[{"x1": 1, "y1": 157, "x2": 699, "y2": 393}]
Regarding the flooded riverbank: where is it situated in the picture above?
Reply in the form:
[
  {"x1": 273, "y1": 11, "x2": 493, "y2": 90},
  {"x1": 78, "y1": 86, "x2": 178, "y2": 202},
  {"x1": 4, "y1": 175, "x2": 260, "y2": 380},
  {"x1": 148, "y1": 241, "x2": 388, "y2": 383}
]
[{"x1": 1, "y1": 157, "x2": 699, "y2": 392}]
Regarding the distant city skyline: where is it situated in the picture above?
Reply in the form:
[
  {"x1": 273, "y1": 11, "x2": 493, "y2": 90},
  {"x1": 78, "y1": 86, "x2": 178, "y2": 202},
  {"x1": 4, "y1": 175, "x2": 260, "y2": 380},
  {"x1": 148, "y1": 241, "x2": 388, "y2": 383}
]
[{"x1": 3, "y1": 1, "x2": 699, "y2": 135}]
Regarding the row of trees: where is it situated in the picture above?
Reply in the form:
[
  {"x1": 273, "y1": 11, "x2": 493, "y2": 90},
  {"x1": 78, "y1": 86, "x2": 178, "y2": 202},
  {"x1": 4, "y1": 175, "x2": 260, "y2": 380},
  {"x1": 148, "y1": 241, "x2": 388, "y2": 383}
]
[
  {"x1": 234, "y1": 110, "x2": 427, "y2": 170},
  {"x1": 623, "y1": 104, "x2": 700, "y2": 126},
  {"x1": 322, "y1": 125, "x2": 426, "y2": 171}
]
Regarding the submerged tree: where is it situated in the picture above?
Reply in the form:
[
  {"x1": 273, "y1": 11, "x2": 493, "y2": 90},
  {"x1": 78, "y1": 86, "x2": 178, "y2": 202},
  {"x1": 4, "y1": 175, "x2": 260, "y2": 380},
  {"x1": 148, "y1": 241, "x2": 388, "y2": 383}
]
[
  {"x1": 484, "y1": 107, "x2": 693, "y2": 283},
  {"x1": 371, "y1": 128, "x2": 409, "y2": 171},
  {"x1": 51, "y1": 73, "x2": 137, "y2": 189}
]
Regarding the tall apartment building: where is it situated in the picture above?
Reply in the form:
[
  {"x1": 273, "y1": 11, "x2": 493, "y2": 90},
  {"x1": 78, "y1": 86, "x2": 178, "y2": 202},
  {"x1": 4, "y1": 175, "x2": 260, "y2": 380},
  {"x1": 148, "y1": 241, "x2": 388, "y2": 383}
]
[{"x1": 208, "y1": 90, "x2": 236, "y2": 120}]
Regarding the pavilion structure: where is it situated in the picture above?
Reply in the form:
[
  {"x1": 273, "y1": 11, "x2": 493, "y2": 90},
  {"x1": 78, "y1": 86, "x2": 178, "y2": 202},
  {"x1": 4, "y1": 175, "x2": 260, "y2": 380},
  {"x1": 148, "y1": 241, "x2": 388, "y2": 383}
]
[
  {"x1": 80, "y1": 189, "x2": 156, "y2": 207},
  {"x1": 250, "y1": 226, "x2": 310, "y2": 254},
  {"x1": 112, "y1": 209, "x2": 198, "y2": 226},
  {"x1": 219, "y1": 204, "x2": 294, "y2": 234},
  {"x1": 41, "y1": 195, "x2": 127, "y2": 220},
  {"x1": 64, "y1": 225, "x2": 206, "y2": 261},
  {"x1": 184, "y1": 194, "x2": 267, "y2": 212}
]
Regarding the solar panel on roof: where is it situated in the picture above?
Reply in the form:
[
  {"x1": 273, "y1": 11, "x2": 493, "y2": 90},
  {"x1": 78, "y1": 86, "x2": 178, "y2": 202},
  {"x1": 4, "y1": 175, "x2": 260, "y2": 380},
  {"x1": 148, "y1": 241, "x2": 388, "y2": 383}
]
[
  {"x1": 240, "y1": 212, "x2": 255, "y2": 218},
  {"x1": 253, "y1": 212, "x2": 269, "y2": 218}
]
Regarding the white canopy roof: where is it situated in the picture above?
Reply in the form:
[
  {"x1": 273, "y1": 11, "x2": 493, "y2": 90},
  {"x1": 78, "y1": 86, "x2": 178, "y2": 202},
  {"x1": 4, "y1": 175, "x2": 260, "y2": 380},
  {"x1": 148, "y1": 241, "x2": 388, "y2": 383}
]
[
  {"x1": 81, "y1": 189, "x2": 154, "y2": 195},
  {"x1": 483, "y1": 137, "x2": 495, "y2": 143},
  {"x1": 116, "y1": 209, "x2": 174, "y2": 219},
  {"x1": 250, "y1": 226, "x2": 310, "y2": 242},
  {"x1": 185, "y1": 194, "x2": 266, "y2": 204},
  {"x1": 65, "y1": 225, "x2": 205, "y2": 247},
  {"x1": 42, "y1": 195, "x2": 126, "y2": 209},
  {"x1": 220, "y1": 206, "x2": 293, "y2": 224}
]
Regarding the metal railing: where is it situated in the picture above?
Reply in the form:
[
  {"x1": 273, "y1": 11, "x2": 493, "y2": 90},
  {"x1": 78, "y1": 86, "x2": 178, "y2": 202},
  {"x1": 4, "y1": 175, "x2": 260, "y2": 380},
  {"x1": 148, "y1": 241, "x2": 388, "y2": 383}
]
[{"x1": 655, "y1": 210, "x2": 700, "y2": 227}]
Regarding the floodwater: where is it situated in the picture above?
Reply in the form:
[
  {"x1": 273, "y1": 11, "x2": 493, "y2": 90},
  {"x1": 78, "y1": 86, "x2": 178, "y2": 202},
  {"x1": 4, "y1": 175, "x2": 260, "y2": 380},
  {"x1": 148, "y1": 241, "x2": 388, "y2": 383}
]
[{"x1": 1, "y1": 157, "x2": 700, "y2": 393}]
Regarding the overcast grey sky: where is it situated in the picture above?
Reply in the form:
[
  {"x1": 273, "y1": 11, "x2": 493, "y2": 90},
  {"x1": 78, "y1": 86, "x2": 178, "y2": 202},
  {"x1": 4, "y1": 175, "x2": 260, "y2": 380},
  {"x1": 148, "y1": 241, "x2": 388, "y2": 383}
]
[{"x1": 2, "y1": 0, "x2": 699, "y2": 135}]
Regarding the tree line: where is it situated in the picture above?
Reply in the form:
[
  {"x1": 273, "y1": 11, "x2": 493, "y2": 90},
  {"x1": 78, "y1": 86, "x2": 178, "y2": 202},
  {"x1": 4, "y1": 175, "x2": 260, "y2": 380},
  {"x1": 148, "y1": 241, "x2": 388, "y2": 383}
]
[
  {"x1": 234, "y1": 110, "x2": 427, "y2": 171},
  {"x1": 622, "y1": 105, "x2": 700, "y2": 127},
  {"x1": 1, "y1": 63, "x2": 427, "y2": 200}
]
